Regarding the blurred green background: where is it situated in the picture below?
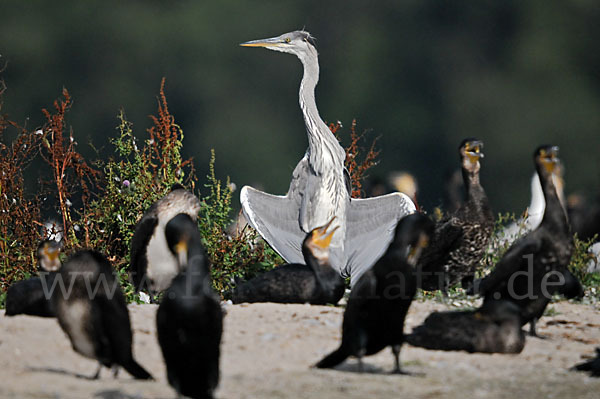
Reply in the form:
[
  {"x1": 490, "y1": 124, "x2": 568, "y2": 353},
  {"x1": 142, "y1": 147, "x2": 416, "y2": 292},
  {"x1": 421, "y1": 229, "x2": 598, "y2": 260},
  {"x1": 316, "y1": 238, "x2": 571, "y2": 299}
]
[{"x1": 1, "y1": 0, "x2": 599, "y2": 214}]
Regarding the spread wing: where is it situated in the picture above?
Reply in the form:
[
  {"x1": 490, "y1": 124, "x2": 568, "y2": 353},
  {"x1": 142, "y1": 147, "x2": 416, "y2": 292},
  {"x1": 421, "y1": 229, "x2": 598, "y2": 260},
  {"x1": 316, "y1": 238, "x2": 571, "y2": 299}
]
[
  {"x1": 344, "y1": 192, "x2": 416, "y2": 283},
  {"x1": 240, "y1": 185, "x2": 306, "y2": 265}
]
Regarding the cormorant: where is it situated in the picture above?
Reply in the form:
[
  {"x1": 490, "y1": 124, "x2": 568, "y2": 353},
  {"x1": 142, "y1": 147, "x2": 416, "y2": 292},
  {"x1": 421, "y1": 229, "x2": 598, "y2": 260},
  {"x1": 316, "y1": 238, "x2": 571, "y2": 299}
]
[
  {"x1": 405, "y1": 300, "x2": 525, "y2": 353},
  {"x1": 239, "y1": 30, "x2": 415, "y2": 285},
  {"x1": 567, "y1": 193, "x2": 600, "y2": 242},
  {"x1": 5, "y1": 240, "x2": 62, "y2": 317},
  {"x1": 572, "y1": 347, "x2": 600, "y2": 377},
  {"x1": 129, "y1": 184, "x2": 201, "y2": 294},
  {"x1": 417, "y1": 139, "x2": 494, "y2": 291},
  {"x1": 587, "y1": 242, "x2": 600, "y2": 273},
  {"x1": 52, "y1": 250, "x2": 153, "y2": 380},
  {"x1": 231, "y1": 217, "x2": 345, "y2": 305},
  {"x1": 443, "y1": 169, "x2": 464, "y2": 214},
  {"x1": 472, "y1": 145, "x2": 581, "y2": 337},
  {"x1": 499, "y1": 170, "x2": 564, "y2": 247},
  {"x1": 157, "y1": 214, "x2": 223, "y2": 399},
  {"x1": 314, "y1": 213, "x2": 434, "y2": 374}
]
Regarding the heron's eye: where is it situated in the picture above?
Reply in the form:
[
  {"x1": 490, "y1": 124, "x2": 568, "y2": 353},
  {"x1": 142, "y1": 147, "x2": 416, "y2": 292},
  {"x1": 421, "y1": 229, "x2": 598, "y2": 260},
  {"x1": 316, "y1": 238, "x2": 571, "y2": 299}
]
[{"x1": 284, "y1": 37, "x2": 291, "y2": 43}]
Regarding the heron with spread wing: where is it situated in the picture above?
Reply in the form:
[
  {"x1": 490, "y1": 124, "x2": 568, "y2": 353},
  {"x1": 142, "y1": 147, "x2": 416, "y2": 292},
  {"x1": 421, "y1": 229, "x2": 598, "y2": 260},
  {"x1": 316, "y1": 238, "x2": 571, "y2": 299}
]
[{"x1": 240, "y1": 30, "x2": 415, "y2": 283}]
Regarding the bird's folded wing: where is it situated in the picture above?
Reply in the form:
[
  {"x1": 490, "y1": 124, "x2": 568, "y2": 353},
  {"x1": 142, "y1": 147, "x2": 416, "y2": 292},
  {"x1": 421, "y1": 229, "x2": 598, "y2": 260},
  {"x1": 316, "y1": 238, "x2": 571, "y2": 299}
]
[
  {"x1": 418, "y1": 217, "x2": 463, "y2": 270},
  {"x1": 478, "y1": 234, "x2": 542, "y2": 295},
  {"x1": 344, "y1": 192, "x2": 416, "y2": 283},
  {"x1": 240, "y1": 185, "x2": 306, "y2": 265}
]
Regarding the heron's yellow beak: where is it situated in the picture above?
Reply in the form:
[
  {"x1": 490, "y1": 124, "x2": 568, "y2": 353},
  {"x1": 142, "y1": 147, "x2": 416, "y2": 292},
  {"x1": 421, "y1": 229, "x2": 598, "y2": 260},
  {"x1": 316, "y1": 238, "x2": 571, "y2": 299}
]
[{"x1": 240, "y1": 37, "x2": 285, "y2": 48}]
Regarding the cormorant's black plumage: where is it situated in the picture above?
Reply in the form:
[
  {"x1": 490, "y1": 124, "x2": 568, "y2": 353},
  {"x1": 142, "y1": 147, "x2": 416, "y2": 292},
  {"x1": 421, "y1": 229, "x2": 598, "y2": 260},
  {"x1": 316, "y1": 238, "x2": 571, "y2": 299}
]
[
  {"x1": 405, "y1": 300, "x2": 525, "y2": 353},
  {"x1": 157, "y1": 213, "x2": 223, "y2": 399},
  {"x1": 231, "y1": 217, "x2": 345, "y2": 305},
  {"x1": 418, "y1": 139, "x2": 494, "y2": 291},
  {"x1": 5, "y1": 240, "x2": 62, "y2": 317},
  {"x1": 572, "y1": 347, "x2": 600, "y2": 377},
  {"x1": 53, "y1": 250, "x2": 152, "y2": 380},
  {"x1": 315, "y1": 213, "x2": 434, "y2": 373},
  {"x1": 568, "y1": 194, "x2": 600, "y2": 242},
  {"x1": 129, "y1": 186, "x2": 201, "y2": 294},
  {"x1": 474, "y1": 145, "x2": 580, "y2": 337},
  {"x1": 6, "y1": 276, "x2": 56, "y2": 317}
]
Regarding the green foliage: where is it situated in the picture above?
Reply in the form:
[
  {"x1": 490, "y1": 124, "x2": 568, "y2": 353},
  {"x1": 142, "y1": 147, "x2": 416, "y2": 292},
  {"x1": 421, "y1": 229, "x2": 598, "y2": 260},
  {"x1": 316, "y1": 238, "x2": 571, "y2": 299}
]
[
  {"x1": 481, "y1": 213, "x2": 600, "y2": 302},
  {"x1": 479, "y1": 212, "x2": 521, "y2": 278},
  {"x1": 0, "y1": 76, "x2": 285, "y2": 308},
  {"x1": 198, "y1": 149, "x2": 282, "y2": 296},
  {"x1": 568, "y1": 235, "x2": 600, "y2": 302},
  {"x1": 85, "y1": 78, "x2": 194, "y2": 264}
]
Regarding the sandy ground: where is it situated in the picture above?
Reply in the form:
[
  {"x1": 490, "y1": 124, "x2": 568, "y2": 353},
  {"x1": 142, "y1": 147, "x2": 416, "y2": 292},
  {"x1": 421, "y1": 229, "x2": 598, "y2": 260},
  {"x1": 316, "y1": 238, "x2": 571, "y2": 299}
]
[{"x1": 1, "y1": 300, "x2": 600, "y2": 399}]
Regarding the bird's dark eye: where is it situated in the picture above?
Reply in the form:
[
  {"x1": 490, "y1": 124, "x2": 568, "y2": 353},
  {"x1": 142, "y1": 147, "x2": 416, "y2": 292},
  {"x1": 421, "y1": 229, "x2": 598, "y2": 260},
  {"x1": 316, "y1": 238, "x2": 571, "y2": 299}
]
[{"x1": 284, "y1": 37, "x2": 291, "y2": 43}]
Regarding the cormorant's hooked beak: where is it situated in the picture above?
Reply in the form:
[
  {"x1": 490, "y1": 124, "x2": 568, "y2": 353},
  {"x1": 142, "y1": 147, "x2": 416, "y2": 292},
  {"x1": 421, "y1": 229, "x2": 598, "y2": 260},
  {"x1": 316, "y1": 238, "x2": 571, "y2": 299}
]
[
  {"x1": 465, "y1": 140, "x2": 484, "y2": 162},
  {"x1": 174, "y1": 240, "x2": 188, "y2": 268},
  {"x1": 44, "y1": 246, "x2": 60, "y2": 262},
  {"x1": 240, "y1": 36, "x2": 287, "y2": 48},
  {"x1": 407, "y1": 232, "x2": 429, "y2": 266},
  {"x1": 42, "y1": 243, "x2": 61, "y2": 271},
  {"x1": 540, "y1": 146, "x2": 560, "y2": 174},
  {"x1": 312, "y1": 217, "x2": 340, "y2": 249}
]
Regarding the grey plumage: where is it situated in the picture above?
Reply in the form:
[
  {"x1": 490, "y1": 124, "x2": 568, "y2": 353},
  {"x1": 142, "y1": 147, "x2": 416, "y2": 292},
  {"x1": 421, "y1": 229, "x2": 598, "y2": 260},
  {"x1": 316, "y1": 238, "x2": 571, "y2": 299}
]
[{"x1": 240, "y1": 31, "x2": 414, "y2": 283}]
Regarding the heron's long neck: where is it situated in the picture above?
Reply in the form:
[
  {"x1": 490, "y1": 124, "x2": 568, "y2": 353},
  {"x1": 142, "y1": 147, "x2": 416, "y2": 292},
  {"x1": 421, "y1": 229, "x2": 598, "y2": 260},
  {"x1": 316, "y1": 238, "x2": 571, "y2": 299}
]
[{"x1": 299, "y1": 55, "x2": 345, "y2": 175}]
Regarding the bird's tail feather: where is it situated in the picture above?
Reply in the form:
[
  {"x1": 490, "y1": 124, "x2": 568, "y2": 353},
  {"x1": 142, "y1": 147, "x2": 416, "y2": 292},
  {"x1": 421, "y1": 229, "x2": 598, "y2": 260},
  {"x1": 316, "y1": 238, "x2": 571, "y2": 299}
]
[
  {"x1": 122, "y1": 359, "x2": 153, "y2": 380},
  {"x1": 315, "y1": 346, "x2": 350, "y2": 369}
]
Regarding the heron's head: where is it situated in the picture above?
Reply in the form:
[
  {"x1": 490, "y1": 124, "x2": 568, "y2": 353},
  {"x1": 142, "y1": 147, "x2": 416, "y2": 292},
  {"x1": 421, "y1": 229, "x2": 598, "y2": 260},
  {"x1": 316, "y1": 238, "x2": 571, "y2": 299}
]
[
  {"x1": 459, "y1": 138, "x2": 484, "y2": 173},
  {"x1": 240, "y1": 30, "x2": 317, "y2": 60},
  {"x1": 37, "y1": 239, "x2": 62, "y2": 272},
  {"x1": 305, "y1": 217, "x2": 339, "y2": 263},
  {"x1": 393, "y1": 213, "x2": 434, "y2": 266},
  {"x1": 534, "y1": 145, "x2": 560, "y2": 176}
]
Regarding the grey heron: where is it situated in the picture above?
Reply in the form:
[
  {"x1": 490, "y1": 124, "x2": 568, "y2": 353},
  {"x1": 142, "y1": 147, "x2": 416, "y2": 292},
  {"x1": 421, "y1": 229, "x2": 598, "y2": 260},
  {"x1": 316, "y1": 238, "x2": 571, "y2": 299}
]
[{"x1": 239, "y1": 30, "x2": 415, "y2": 283}]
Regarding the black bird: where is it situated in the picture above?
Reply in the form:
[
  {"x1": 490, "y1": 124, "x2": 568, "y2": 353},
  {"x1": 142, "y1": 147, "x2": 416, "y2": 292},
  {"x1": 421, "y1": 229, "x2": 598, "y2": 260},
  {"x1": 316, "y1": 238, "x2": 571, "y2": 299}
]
[
  {"x1": 473, "y1": 145, "x2": 580, "y2": 337},
  {"x1": 405, "y1": 300, "x2": 525, "y2": 354},
  {"x1": 418, "y1": 139, "x2": 494, "y2": 292},
  {"x1": 315, "y1": 213, "x2": 435, "y2": 374},
  {"x1": 231, "y1": 217, "x2": 345, "y2": 305},
  {"x1": 5, "y1": 240, "x2": 62, "y2": 317},
  {"x1": 129, "y1": 184, "x2": 201, "y2": 294},
  {"x1": 567, "y1": 193, "x2": 600, "y2": 242},
  {"x1": 52, "y1": 250, "x2": 152, "y2": 380},
  {"x1": 157, "y1": 214, "x2": 223, "y2": 399},
  {"x1": 572, "y1": 347, "x2": 600, "y2": 377}
]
